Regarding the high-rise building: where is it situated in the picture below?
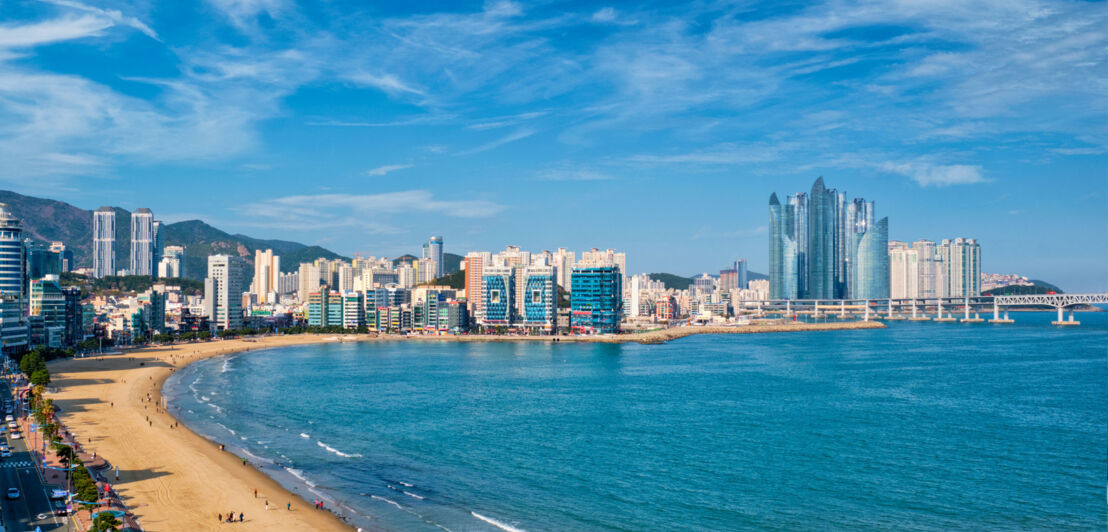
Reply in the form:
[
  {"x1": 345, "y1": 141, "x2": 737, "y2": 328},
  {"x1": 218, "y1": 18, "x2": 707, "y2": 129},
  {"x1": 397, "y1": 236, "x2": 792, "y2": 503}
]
[
  {"x1": 93, "y1": 207, "x2": 116, "y2": 278},
  {"x1": 570, "y1": 266, "x2": 623, "y2": 334},
  {"x1": 552, "y1": 248, "x2": 576, "y2": 290},
  {"x1": 158, "y1": 246, "x2": 185, "y2": 279},
  {"x1": 423, "y1": 236, "x2": 444, "y2": 278},
  {"x1": 854, "y1": 217, "x2": 889, "y2": 299},
  {"x1": 204, "y1": 255, "x2": 244, "y2": 331},
  {"x1": 518, "y1": 264, "x2": 556, "y2": 333},
  {"x1": 464, "y1": 251, "x2": 491, "y2": 321},
  {"x1": 480, "y1": 265, "x2": 516, "y2": 328},
  {"x1": 253, "y1": 249, "x2": 280, "y2": 304},
  {"x1": 152, "y1": 219, "x2": 164, "y2": 271},
  {"x1": 888, "y1": 241, "x2": 919, "y2": 299},
  {"x1": 913, "y1": 240, "x2": 946, "y2": 298},
  {"x1": 130, "y1": 208, "x2": 155, "y2": 276},
  {"x1": 940, "y1": 238, "x2": 981, "y2": 297},
  {"x1": 49, "y1": 242, "x2": 73, "y2": 272},
  {"x1": 0, "y1": 204, "x2": 28, "y2": 353},
  {"x1": 298, "y1": 262, "x2": 322, "y2": 302},
  {"x1": 769, "y1": 178, "x2": 886, "y2": 300}
]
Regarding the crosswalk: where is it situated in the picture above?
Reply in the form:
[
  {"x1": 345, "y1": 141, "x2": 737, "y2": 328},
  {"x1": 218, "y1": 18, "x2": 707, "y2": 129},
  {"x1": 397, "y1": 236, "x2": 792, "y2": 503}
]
[{"x1": 0, "y1": 460, "x2": 34, "y2": 468}]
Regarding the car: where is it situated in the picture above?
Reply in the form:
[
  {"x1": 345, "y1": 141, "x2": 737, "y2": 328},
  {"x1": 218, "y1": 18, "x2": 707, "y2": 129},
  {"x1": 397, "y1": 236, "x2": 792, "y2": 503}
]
[
  {"x1": 6, "y1": 421, "x2": 15, "y2": 429},
  {"x1": 54, "y1": 499, "x2": 69, "y2": 516},
  {"x1": 0, "y1": 450, "x2": 10, "y2": 458},
  {"x1": 10, "y1": 431, "x2": 20, "y2": 439},
  {"x1": 6, "y1": 487, "x2": 19, "y2": 499},
  {"x1": 4, "y1": 415, "x2": 12, "y2": 422}
]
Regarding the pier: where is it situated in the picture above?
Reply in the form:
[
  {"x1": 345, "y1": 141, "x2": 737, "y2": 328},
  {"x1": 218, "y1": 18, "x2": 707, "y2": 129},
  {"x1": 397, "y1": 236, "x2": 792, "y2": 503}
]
[{"x1": 737, "y1": 293, "x2": 1108, "y2": 326}]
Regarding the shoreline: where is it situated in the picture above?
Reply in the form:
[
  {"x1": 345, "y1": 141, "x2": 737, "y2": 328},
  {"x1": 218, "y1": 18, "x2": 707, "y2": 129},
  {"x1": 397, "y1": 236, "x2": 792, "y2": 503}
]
[{"x1": 48, "y1": 321, "x2": 882, "y2": 530}]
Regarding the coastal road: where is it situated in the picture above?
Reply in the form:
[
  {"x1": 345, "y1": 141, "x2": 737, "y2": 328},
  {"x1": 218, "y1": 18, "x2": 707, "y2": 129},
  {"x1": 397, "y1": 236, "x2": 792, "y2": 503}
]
[{"x1": 1, "y1": 380, "x2": 62, "y2": 532}]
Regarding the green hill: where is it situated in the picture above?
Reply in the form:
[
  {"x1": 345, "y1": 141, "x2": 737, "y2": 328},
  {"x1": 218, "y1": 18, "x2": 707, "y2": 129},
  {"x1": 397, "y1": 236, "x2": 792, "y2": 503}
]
[
  {"x1": 0, "y1": 189, "x2": 348, "y2": 285},
  {"x1": 983, "y1": 280, "x2": 1064, "y2": 296},
  {"x1": 647, "y1": 271, "x2": 768, "y2": 291}
]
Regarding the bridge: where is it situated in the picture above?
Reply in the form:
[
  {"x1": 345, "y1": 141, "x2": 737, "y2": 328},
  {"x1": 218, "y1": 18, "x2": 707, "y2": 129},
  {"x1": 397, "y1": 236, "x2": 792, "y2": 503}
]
[{"x1": 733, "y1": 293, "x2": 1108, "y2": 326}]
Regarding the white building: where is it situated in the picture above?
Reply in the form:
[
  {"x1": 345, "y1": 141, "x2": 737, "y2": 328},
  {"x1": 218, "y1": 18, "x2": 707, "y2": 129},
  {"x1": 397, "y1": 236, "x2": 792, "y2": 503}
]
[
  {"x1": 157, "y1": 246, "x2": 186, "y2": 279},
  {"x1": 889, "y1": 241, "x2": 919, "y2": 299},
  {"x1": 253, "y1": 249, "x2": 281, "y2": 304},
  {"x1": 130, "y1": 208, "x2": 155, "y2": 276},
  {"x1": 204, "y1": 255, "x2": 244, "y2": 330},
  {"x1": 93, "y1": 206, "x2": 116, "y2": 278}
]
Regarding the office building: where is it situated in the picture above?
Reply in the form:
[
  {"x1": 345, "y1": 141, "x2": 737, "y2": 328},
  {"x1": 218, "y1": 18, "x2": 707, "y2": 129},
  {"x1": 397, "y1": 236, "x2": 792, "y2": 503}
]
[
  {"x1": 481, "y1": 265, "x2": 516, "y2": 328},
  {"x1": 49, "y1": 242, "x2": 73, "y2": 272},
  {"x1": 63, "y1": 286, "x2": 83, "y2": 344},
  {"x1": 423, "y1": 236, "x2": 444, "y2": 278},
  {"x1": 130, "y1": 208, "x2": 155, "y2": 276},
  {"x1": 158, "y1": 246, "x2": 185, "y2": 279},
  {"x1": 204, "y1": 254, "x2": 244, "y2": 331},
  {"x1": 152, "y1": 220, "x2": 163, "y2": 271},
  {"x1": 253, "y1": 249, "x2": 280, "y2": 304},
  {"x1": 519, "y1": 264, "x2": 556, "y2": 333},
  {"x1": 570, "y1": 266, "x2": 623, "y2": 334},
  {"x1": 552, "y1": 248, "x2": 576, "y2": 290},
  {"x1": 93, "y1": 206, "x2": 116, "y2": 278},
  {"x1": 0, "y1": 204, "x2": 27, "y2": 353}
]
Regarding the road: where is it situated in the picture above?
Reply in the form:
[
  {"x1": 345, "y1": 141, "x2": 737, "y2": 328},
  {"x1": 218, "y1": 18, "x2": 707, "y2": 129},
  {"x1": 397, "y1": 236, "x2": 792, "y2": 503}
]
[{"x1": 1, "y1": 377, "x2": 66, "y2": 532}]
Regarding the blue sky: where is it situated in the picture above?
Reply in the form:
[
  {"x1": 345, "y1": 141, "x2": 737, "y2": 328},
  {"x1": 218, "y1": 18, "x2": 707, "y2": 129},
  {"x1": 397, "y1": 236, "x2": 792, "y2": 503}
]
[{"x1": 1, "y1": 0, "x2": 1105, "y2": 290}]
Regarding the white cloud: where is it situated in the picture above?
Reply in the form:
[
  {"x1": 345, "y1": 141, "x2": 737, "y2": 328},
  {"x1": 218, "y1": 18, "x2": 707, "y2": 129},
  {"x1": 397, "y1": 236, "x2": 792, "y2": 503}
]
[
  {"x1": 626, "y1": 143, "x2": 790, "y2": 165},
  {"x1": 592, "y1": 7, "x2": 617, "y2": 23},
  {"x1": 367, "y1": 164, "x2": 413, "y2": 176},
  {"x1": 534, "y1": 169, "x2": 615, "y2": 181},
  {"x1": 41, "y1": 0, "x2": 159, "y2": 40},
  {"x1": 206, "y1": 0, "x2": 289, "y2": 29},
  {"x1": 879, "y1": 161, "x2": 986, "y2": 187},
  {"x1": 346, "y1": 71, "x2": 425, "y2": 96},
  {"x1": 456, "y1": 128, "x2": 535, "y2": 155},
  {"x1": 0, "y1": 16, "x2": 113, "y2": 47},
  {"x1": 239, "y1": 191, "x2": 506, "y2": 231}
]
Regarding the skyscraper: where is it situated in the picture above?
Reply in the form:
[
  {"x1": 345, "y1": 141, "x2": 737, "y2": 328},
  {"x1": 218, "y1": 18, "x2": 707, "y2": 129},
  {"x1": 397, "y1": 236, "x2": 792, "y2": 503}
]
[
  {"x1": 570, "y1": 265, "x2": 623, "y2": 334},
  {"x1": 152, "y1": 220, "x2": 164, "y2": 272},
  {"x1": 158, "y1": 246, "x2": 186, "y2": 279},
  {"x1": 130, "y1": 208, "x2": 155, "y2": 276},
  {"x1": 93, "y1": 207, "x2": 116, "y2": 278},
  {"x1": 464, "y1": 251, "x2": 490, "y2": 321},
  {"x1": 519, "y1": 264, "x2": 556, "y2": 333},
  {"x1": 480, "y1": 265, "x2": 515, "y2": 328},
  {"x1": 423, "y1": 236, "x2": 444, "y2": 278},
  {"x1": 0, "y1": 204, "x2": 28, "y2": 353},
  {"x1": 854, "y1": 217, "x2": 890, "y2": 299},
  {"x1": 888, "y1": 241, "x2": 919, "y2": 299},
  {"x1": 940, "y1": 238, "x2": 981, "y2": 297},
  {"x1": 769, "y1": 178, "x2": 887, "y2": 300},
  {"x1": 253, "y1": 249, "x2": 280, "y2": 304},
  {"x1": 204, "y1": 255, "x2": 244, "y2": 331}
]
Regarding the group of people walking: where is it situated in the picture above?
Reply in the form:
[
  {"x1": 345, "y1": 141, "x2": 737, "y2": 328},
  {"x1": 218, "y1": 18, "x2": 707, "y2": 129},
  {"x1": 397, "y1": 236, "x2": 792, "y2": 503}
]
[{"x1": 218, "y1": 512, "x2": 245, "y2": 524}]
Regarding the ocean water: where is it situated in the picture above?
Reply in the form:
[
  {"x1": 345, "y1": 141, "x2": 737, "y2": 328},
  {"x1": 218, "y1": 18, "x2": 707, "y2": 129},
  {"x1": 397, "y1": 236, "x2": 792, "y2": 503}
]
[{"x1": 163, "y1": 312, "x2": 1107, "y2": 531}]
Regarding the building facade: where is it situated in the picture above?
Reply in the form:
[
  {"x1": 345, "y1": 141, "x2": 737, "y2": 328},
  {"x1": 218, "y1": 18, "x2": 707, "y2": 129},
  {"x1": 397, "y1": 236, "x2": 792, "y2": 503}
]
[
  {"x1": 93, "y1": 206, "x2": 116, "y2": 278},
  {"x1": 570, "y1": 266, "x2": 623, "y2": 334},
  {"x1": 204, "y1": 254, "x2": 244, "y2": 331},
  {"x1": 130, "y1": 208, "x2": 155, "y2": 276},
  {"x1": 254, "y1": 249, "x2": 281, "y2": 304}
]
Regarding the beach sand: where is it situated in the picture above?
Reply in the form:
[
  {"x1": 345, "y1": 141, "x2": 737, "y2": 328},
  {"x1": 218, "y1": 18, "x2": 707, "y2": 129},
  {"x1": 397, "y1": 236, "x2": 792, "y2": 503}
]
[
  {"x1": 49, "y1": 335, "x2": 363, "y2": 532},
  {"x1": 46, "y1": 321, "x2": 883, "y2": 530}
]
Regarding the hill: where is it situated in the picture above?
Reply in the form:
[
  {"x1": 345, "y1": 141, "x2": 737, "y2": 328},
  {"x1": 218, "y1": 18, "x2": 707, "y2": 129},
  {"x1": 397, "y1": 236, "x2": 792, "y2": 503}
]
[
  {"x1": 391, "y1": 252, "x2": 464, "y2": 274},
  {"x1": 983, "y1": 280, "x2": 1064, "y2": 296},
  {"x1": 0, "y1": 189, "x2": 348, "y2": 284}
]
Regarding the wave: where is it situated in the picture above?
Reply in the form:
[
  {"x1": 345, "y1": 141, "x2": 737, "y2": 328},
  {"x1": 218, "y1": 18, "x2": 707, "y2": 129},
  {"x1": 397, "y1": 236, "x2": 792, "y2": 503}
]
[
  {"x1": 285, "y1": 467, "x2": 317, "y2": 488},
  {"x1": 397, "y1": 481, "x2": 414, "y2": 488},
  {"x1": 199, "y1": 396, "x2": 210, "y2": 402},
  {"x1": 402, "y1": 491, "x2": 424, "y2": 500},
  {"x1": 220, "y1": 359, "x2": 232, "y2": 373},
  {"x1": 471, "y1": 512, "x2": 526, "y2": 532},
  {"x1": 300, "y1": 433, "x2": 310, "y2": 438},
  {"x1": 372, "y1": 495, "x2": 403, "y2": 510},
  {"x1": 317, "y1": 441, "x2": 363, "y2": 458}
]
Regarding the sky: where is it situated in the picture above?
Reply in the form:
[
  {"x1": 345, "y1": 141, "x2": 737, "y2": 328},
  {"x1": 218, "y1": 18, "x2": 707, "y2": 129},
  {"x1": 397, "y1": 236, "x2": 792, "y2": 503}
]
[{"x1": 0, "y1": 0, "x2": 1105, "y2": 291}]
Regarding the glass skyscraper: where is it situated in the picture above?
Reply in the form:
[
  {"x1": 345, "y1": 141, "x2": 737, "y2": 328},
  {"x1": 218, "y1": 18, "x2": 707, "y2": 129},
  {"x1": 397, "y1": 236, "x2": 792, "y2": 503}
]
[
  {"x1": 769, "y1": 178, "x2": 889, "y2": 300},
  {"x1": 854, "y1": 217, "x2": 889, "y2": 299}
]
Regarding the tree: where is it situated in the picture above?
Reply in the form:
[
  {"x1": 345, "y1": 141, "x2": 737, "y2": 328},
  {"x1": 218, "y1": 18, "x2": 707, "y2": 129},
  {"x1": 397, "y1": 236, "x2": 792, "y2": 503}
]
[
  {"x1": 20, "y1": 350, "x2": 46, "y2": 376},
  {"x1": 30, "y1": 368, "x2": 51, "y2": 386},
  {"x1": 91, "y1": 511, "x2": 122, "y2": 531},
  {"x1": 55, "y1": 444, "x2": 77, "y2": 470}
]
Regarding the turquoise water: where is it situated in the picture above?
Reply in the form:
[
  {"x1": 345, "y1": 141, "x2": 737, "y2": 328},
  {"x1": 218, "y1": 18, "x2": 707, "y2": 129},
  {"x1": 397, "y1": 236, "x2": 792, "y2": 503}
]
[{"x1": 164, "y1": 313, "x2": 1107, "y2": 531}]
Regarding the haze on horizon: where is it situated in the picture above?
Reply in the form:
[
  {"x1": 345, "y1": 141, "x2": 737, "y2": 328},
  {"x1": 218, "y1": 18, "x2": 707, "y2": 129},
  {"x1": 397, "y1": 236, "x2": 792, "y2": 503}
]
[{"x1": 0, "y1": 0, "x2": 1104, "y2": 291}]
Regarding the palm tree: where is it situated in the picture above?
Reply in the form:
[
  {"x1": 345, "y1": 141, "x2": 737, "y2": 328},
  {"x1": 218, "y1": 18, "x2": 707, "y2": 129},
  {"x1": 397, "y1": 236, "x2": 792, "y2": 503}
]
[
  {"x1": 91, "y1": 512, "x2": 122, "y2": 531},
  {"x1": 55, "y1": 444, "x2": 77, "y2": 470}
]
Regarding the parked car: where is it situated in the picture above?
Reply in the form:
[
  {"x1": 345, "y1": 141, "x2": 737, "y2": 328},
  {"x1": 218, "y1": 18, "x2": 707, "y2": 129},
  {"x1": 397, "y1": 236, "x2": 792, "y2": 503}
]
[
  {"x1": 10, "y1": 431, "x2": 20, "y2": 439},
  {"x1": 53, "y1": 500, "x2": 69, "y2": 515},
  {"x1": 6, "y1": 487, "x2": 19, "y2": 499}
]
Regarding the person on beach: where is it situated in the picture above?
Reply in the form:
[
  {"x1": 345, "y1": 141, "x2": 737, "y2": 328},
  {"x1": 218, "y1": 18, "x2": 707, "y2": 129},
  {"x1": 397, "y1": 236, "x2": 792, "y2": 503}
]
[
  {"x1": 239, "y1": 512, "x2": 244, "y2": 522},
  {"x1": 287, "y1": 502, "x2": 291, "y2": 511},
  {"x1": 218, "y1": 513, "x2": 222, "y2": 523},
  {"x1": 254, "y1": 489, "x2": 257, "y2": 498},
  {"x1": 265, "y1": 500, "x2": 269, "y2": 510}
]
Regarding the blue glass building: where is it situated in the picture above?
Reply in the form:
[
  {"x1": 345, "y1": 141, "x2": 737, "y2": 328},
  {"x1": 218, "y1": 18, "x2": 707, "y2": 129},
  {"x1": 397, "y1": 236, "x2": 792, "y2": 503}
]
[
  {"x1": 570, "y1": 266, "x2": 623, "y2": 334},
  {"x1": 854, "y1": 217, "x2": 890, "y2": 299},
  {"x1": 482, "y1": 266, "x2": 515, "y2": 327},
  {"x1": 520, "y1": 265, "x2": 556, "y2": 333}
]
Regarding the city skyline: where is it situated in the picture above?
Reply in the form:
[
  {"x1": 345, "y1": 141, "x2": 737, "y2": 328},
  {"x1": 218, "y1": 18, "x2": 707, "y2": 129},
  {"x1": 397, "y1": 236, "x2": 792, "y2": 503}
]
[{"x1": 0, "y1": 1, "x2": 1104, "y2": 291}]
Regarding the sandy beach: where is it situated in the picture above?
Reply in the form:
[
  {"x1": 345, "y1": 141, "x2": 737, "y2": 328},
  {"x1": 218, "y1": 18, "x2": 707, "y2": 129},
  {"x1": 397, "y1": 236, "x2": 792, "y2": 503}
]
[
  {"x1": 46, "y1": 321, "x2": 883, "y2": 530},
  {"x1": 49, "y1": 335, "x2": 363, "y2": 531}
]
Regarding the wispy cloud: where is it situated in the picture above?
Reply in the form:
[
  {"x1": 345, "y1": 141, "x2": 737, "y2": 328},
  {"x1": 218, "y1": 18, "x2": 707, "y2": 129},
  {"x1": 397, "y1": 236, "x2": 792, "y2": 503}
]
[
  {"x1": 626, "y1": 143, "x2": 790, "y2": 165},
  {"x1": 41, "y1": 0, "x2": 159, "y2": 39},
  {"x1": 367, "y1": 164, "x2": 413, "y2": 176},
  {"x1": 0, "y1": 16, "x2": 113, "y2": 47},
  {"x1": 534, "y1": 168, "x2": 615, "y2": 181},
  {"x1": 239, "y1": 191, "x2": 506, "y2": 230},
  {"x1": 879, "y1": 161, "x2": 986, "y2": 187},
  {"x1": 456, "y1": 128, "x2": 535, "y2": 155}
]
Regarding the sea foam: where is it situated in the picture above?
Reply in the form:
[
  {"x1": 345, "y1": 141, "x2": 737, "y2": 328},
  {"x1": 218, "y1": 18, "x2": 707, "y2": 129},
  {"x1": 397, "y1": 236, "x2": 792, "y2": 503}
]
[
  {"x1": 471, "y1": 512, "x2": 526, "y2": 532},
  {"x1": 317, "y1": 440, "x2": 362, "y2": 458}
]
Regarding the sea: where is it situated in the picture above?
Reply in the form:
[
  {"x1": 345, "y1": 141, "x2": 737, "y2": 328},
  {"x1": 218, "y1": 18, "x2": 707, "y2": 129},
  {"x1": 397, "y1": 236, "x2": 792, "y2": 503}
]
[{"x1": 163, "y1": 312, "x2": 1107, "y2": 531}]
